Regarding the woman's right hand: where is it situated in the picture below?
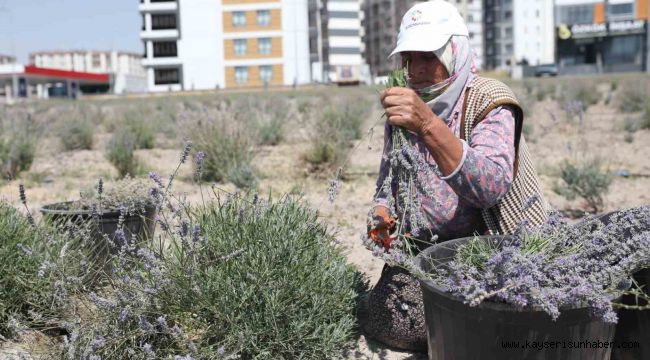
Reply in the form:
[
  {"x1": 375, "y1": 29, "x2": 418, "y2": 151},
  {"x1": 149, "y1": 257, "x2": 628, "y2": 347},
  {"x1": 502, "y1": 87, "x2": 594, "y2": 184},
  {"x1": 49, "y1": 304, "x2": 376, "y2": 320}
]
[{"x1": 367, "y1": 205, "x2": 396, "y2": 249}]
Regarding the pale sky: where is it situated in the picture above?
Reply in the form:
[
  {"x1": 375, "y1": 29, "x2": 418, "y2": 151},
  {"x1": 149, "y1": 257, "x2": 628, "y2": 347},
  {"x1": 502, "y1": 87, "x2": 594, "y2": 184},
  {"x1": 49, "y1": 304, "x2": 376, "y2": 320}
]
[{"x1": 0, "y1": 0, "x2": 141, "y2": 63}]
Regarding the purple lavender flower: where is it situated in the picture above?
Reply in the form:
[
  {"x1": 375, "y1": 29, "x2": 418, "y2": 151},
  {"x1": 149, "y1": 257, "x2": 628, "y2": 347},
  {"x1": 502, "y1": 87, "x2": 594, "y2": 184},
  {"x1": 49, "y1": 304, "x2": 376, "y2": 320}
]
[
  {"x1": 191, "y1": 224, "x2": 202, "y2": 243},
  {"x1": 180, "y1": 141, "x2": 192, "y2": 164},
  {"x1": 149, "y1": 172, "x2": 164, "y2": 189}
]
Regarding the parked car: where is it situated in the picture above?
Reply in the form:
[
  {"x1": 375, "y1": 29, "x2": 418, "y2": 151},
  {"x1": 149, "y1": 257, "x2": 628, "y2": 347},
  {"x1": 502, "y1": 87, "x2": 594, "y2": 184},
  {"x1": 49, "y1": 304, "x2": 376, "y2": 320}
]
[{"x1": 534, "y1": 64, "x2": 559, "y2": 77}]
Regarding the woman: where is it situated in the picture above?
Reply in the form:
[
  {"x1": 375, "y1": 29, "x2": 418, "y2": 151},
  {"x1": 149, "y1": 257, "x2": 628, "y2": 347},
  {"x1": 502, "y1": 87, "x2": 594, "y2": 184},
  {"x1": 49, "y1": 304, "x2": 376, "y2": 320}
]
[{"x1": 361, "y1": 0, "x2": 548, "y2": 351}]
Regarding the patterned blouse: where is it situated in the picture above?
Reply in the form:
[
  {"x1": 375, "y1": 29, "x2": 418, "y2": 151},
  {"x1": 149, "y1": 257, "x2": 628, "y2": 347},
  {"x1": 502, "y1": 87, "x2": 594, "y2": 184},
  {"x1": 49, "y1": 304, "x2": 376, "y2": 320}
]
[{"x1": 373, "y1": 81, "x2": 516, "y2": 241}]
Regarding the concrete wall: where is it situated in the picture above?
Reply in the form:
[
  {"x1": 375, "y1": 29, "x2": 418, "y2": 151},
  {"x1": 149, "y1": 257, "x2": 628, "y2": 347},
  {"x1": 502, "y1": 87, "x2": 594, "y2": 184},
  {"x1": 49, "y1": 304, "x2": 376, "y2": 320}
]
[
  {"x1": 179, "y1": 0, "x2": 223, "y2": 90},
  {"x1": 281, "y1": 0, "x2": 311, "y2": 85}
]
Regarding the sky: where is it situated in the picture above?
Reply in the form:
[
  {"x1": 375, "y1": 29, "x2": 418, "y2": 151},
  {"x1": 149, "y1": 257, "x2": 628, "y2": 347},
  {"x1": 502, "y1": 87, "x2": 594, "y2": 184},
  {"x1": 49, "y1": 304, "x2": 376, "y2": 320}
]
[{"x1": 0, "y1": 0, "x2": 141, "y2": 63}]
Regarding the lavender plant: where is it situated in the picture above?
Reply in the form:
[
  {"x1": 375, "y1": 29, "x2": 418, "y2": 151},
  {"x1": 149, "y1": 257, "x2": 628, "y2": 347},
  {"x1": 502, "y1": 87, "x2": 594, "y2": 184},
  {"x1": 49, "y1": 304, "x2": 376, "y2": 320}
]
[
  {"x1": 60, "y1": 143, "x2": 363, "y2": 359},
  {"x1": 181, "y1": 103, "x2": 257, "y2": 189},
  {"x1": 106, "y1": 129, "x2": 140, "y2": 177},
  {"x1": 552, "y1": 157, "x2": 612, "y2": 213},
  {"x1": 59, "y1": 107, "x2": 95, "y2": 151},
  {"x1": 0, "y1": 193, "x2": 89, "y2": 339},
  {"x1": 0, "y1": 113, "x2": 39, "y2": 180}
]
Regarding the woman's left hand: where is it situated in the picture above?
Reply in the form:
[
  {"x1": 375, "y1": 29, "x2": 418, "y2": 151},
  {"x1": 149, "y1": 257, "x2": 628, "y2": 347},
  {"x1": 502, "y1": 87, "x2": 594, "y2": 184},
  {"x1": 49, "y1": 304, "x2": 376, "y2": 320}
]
[{"x1": 381, "y1": 87, "x2": 436, "y2": 136}]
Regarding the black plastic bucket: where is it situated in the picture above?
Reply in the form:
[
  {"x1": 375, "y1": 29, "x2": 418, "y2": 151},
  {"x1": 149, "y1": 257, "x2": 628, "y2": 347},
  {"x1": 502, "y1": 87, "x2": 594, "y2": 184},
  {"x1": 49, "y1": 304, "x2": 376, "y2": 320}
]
[
  {"x1": 41, "y1": 202, "x2": 156, "y2": 280},
  {"x1": 414, "y1": 236, "x2": 617, "y2": 360}
]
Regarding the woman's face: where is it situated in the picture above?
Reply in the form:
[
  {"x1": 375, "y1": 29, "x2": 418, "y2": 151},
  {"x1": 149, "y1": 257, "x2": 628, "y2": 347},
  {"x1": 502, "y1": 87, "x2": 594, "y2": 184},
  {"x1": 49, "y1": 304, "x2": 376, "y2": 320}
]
[{"x1": 401, "y1": 51, "x2": 450, "y2": 90}]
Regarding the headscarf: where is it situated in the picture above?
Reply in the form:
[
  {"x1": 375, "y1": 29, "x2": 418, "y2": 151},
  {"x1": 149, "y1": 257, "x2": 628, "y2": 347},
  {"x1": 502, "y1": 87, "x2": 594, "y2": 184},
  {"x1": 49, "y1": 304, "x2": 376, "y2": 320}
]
[{"x1": 406, "y1": 35, "x2": 476, "y2": 122}]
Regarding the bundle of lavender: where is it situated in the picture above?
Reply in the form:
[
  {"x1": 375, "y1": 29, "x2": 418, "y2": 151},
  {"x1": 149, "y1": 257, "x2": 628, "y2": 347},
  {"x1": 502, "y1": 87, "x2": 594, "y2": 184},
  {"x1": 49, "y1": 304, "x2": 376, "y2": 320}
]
[{"x1": 366, "y1": 68, "x2": 441, "y2": 257}]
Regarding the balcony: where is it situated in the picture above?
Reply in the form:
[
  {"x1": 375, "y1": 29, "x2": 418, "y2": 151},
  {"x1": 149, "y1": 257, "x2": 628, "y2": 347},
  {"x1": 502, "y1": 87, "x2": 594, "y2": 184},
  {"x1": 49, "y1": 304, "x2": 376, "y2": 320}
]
[
  {"x1": 140, "y1": 29, "x2": 180, "y2": 40},
  {"x1": 142, "y1": 57, "x2": 182, "y2": 67},
  {"x1": 139, "y1": 1, "x2": 178, "y2": 13}
]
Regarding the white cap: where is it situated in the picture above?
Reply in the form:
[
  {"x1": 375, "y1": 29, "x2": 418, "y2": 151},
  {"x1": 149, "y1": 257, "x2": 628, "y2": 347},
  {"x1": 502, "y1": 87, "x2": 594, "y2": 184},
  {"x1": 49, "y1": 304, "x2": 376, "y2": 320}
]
[{"x1": 389, "y1": 0, "x2": 469, "y2": 58}]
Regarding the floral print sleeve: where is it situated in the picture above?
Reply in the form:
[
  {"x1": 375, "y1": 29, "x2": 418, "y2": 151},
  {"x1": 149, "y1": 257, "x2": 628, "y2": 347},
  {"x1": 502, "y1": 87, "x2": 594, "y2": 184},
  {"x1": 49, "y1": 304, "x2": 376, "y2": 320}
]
[{"x1": 442, "y1": 106, "x2": 516, "y2": 208}]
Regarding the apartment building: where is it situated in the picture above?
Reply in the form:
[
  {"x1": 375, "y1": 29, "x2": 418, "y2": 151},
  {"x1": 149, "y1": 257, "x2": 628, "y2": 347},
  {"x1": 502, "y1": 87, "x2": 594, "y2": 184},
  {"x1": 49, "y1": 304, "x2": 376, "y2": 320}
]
[
  {"x1": 363, "y1": 0, "x2": 484, "y2": 78},
  {"x1": 29, "y1": 50, "x2": 146, "y2": 93},
  {"x1": 139, "y1": 0, "x2": 310, "y2": 91},
  {"x1": 555, "y1": 0, "x2": 650, "y2": 74},
  {"x1": 484, "y1": 0, "x2": 555, "y2": 70},
  {"x1": 0, "y1": 55, "x2": 16, "y2": 65}
]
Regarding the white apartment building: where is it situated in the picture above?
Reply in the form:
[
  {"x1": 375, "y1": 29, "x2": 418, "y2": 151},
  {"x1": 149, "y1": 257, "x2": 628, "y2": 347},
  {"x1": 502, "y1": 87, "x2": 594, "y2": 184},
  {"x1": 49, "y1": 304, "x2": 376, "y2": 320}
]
[
  {"x1": 326, "y1": 0, "x2": 364, "y2": 83},
  {"x1": 139, "y1": 0, "x2": 311, "y2": 92},
  {"x1": 29, "y1": 50, "x2": 147, "y2": 93},
  {"x1": 484, "y1": 0, "x2": 555, "y2": 70},
  {"x1": 0, "y1": 55, "x2": 15, "y2": 65},
  {"x1": 513, "y1": 0, "x2": 555, "y2": 66},
  {"x1": 451, "y1": 0, "x2": 484, "y2": 70}
]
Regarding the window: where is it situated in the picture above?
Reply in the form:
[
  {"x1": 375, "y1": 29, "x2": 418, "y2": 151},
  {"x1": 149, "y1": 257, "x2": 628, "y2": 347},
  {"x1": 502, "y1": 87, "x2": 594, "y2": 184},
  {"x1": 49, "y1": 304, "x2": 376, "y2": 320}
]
[
  {"x1": 258, "y1": 38, "x2": 271, "y2": 55},
  {"x1": 151, "y1": 0, "x2": 176, "y2": 2},
  {"x1": 256, "y1": 10, "x2": 270, "y2": 26},
  {"x1": 234, "y1": 39, "x2": 247, "y2": 56},
  {"x1": 608, "y1": 3, "x2": 634, "y2": 19},
  {"x1": 232, "y1": 11, "x2": 246, "y2": 27},
  {"x1": 235, "y1": 66, "x2": 249, "y2": 84},
  {"x1": 153, "y1": 41, "x2": 177, "y2": 57},
  {"x1": 154, "y1": 68, "x2": 180, "y2": 85},
  {"x1": 259, "y1": 65, "x2": 273, "y2": 83},
  {"x1": 152, "y1": 14, "x2": 177, "y2": 30},
  {"x1": 92, "y1": 54, "x2": 102, "y2": 68}
]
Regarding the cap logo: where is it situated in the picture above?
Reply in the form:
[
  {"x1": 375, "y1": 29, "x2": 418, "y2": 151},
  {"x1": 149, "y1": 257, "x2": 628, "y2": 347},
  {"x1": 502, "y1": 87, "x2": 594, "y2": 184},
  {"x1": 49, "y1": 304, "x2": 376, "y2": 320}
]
[
  {"x1": 410, "y1": 9, "x2": 422, "y2": 23},
  {"x1": 406, "y1": 8, "x2": 430, "y2": 29}
]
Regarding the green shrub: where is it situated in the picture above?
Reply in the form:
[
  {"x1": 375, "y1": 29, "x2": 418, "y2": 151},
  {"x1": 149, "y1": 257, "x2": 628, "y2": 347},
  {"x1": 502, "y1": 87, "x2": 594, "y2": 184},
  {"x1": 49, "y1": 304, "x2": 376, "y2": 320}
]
[
  {"x1": 641, "y1": 104, "x2": 650, "y2": 130},
  {"x1": 60, "y1": 112, "x2": 94, "y2": 151},
  {"x1": 553, "y1": 157, "x2": 613, "y2": 213},
  {"x1": 565, "y1": 83, "x2": 599, "y2": 107},
  {"x1": 106, "y1": 130, "x2": 139, "y2": 177},
  {"x1": 191, "y1": 111, "x2": 257, "y2": 189},
  {"x1": 305, "y1": 102, "x2": 367, "y2": 169},
  {"x1": 0, "y1": 123, "x2": 38, "y2": 180},
  {"x1": 172, "y1": 195, "x2": 362, "y2": 358},
  {"x1": 62, "y1": 194, "x2": 362, "y2": 359},
  {"x1": 617, "y1": 80, "x2": 648, "y2": 113},
  {"x1": 0, "y1": 201, "x2": 84, "y2": 339},
  {"x1": 123, "y1": 109, "x2": 156, "y2": 149},
  {"x1": 254, "y1": 98, "x2": 289, "y2": 146}
]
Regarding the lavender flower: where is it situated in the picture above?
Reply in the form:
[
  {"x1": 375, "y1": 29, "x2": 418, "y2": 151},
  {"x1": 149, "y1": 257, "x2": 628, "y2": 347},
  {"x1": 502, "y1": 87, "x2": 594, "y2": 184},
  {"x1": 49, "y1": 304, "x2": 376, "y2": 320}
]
[
  {"x1": 18, "y1": 183, "x2": 27, "y2": 205},
  {"x1": 180, "y1": 141, "x2": 192, "y2": 164},
  {"x1": 16, "y1": 243, "x2": 32, "y2": 256},
  {"x1": 149, "y1": 172, "x2": 164, "y2": 189}
]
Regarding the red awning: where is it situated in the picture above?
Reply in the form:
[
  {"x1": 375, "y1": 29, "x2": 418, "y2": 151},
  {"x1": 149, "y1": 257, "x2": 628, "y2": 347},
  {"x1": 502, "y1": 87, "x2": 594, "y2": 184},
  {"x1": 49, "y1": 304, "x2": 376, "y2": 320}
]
[{"x1": 24, "y1": 65, "x2": 109, "y2": 83}]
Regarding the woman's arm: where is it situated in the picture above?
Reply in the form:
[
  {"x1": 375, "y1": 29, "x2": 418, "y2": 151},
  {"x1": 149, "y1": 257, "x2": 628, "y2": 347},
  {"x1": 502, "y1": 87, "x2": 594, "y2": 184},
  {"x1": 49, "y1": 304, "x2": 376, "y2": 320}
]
[
  {"x1": 435, "y1": 106, "x2": 516, "y2": 208},
  {"x1": 382, "y1": 87, "x2": 515, "y2": 209}
]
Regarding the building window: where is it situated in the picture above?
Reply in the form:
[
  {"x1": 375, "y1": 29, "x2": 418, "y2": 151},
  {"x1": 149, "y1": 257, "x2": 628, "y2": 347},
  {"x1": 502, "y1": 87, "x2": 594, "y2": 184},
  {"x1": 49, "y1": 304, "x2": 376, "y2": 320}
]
[
  {"x1": 608, "y1": 3, "x2": 634, "y2": 18},
  {"x1": 259, "y1": 65, "x2": 273, "y2": 83},
  {"x1": 232, "y1": 11, "x2": 246, "y2": 27},
  {"x1": 258, "y1": 38, "x2": 271, "y2": 55},
  {"x1": 257, "y1": 10, "x2": 270, "y2": 26},
  {"x1": 235, "y1": 66, "x2": 249, "y2": 84},
  {"x1": 234, "y1": 39, "x2": 247, "y2": 56},
  {"x1": 152, "y1": 14, "x2": 177, "y2": 30},
  {"x1": 92, "y1": 54, "x2": 102, "y2": 68},
  {"x1": 154, "y1": 68, "x2": 180, "y2": 85},
  {"x1": 153, "y1": 41, "x2": 177, "y2": 57}
]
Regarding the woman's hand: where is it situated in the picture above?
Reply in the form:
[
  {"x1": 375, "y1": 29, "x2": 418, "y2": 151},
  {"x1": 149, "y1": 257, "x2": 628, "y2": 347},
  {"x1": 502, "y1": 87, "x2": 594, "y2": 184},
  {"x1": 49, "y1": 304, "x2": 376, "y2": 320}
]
[{"x1": 381, "y1": 87, "x2": 437, "y2": 136}]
